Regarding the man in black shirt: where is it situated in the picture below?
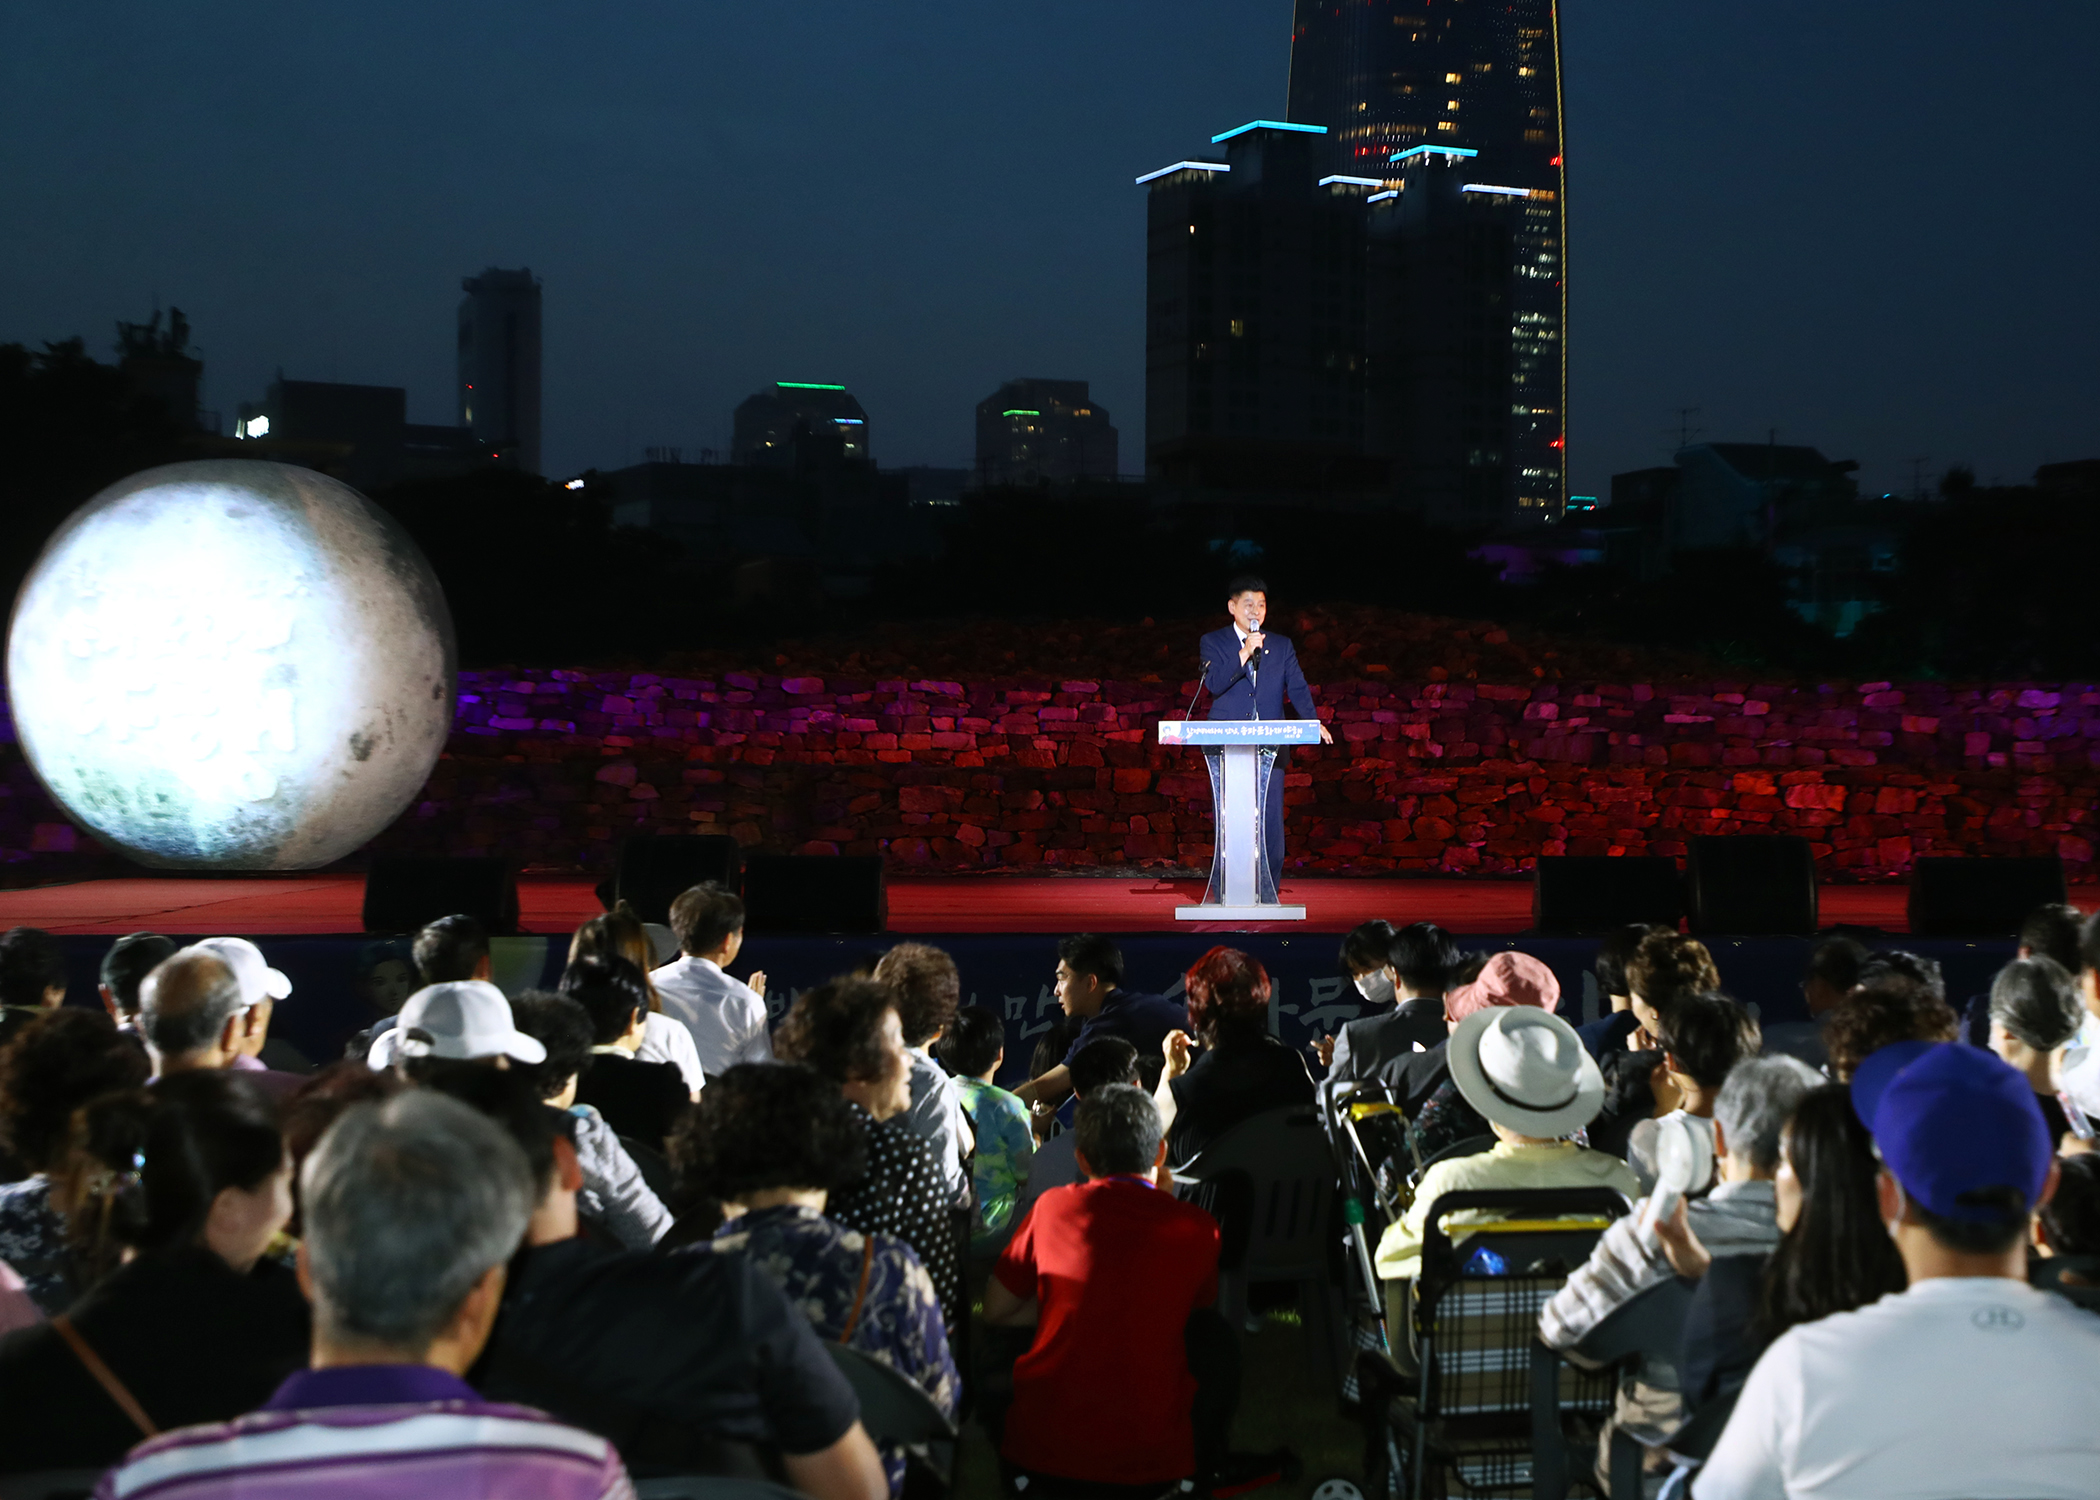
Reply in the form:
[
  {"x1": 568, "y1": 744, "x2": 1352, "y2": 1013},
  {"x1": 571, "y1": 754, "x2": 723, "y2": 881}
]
[
  {"x1": 775, "y1": 977, "x2": 963, "y2": 1339},
  {"x1": 1015, "y1": 933, "x2": 1188, "y2": 1108},
  {"x1": 432, "y1": 1070, "x2": 884, "y2": 1500}
]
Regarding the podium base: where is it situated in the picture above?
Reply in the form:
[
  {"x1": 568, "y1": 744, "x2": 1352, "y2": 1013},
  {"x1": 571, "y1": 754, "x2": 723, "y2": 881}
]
[{"x1": 1175, "y1": 904, "x2": 1308, "y2": 923}]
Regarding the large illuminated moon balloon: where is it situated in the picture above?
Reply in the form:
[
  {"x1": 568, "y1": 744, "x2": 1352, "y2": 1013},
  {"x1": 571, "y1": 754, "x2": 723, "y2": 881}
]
[{"x1": 5, "y1": 460, "x2": 455, "y2": 869}]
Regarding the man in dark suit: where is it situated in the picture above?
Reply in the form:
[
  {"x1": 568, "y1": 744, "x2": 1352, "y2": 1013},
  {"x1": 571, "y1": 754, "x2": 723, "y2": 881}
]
[{"x1": 1198, "y1": 575, "x2": 1332, "y2": 895}]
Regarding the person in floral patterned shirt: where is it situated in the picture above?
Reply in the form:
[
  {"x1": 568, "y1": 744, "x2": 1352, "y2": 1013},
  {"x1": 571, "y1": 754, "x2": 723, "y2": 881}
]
[
  {"x1": 0, "y1": 1008, "x2": 148, "y2": 1311},
  {"x1": 675, "y1": 1063, "x2": 959, "y2": 1498},
  {"x1": 937, "y1": 1005, "x2": 1034, "y2": 1252}
]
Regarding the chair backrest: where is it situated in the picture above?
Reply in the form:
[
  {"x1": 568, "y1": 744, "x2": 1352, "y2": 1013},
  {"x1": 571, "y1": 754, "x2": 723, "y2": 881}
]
[
  {"x1": 1574, "y1": 1274, "x2": 1693, "y2": 1367},
  {"x1": 1408, "y1": 1133, "x2": 1496, "y2": 1185},
  {"x1": 1415, "y1": 1187, "x2": 1631, "y2": 1424},
  {"x1": 824, "y1": 1343, "x2": 957, "y2": 1447},
  {"x1": 1173, "y1": 1106, "x2": 1337, "y2": 1283}
]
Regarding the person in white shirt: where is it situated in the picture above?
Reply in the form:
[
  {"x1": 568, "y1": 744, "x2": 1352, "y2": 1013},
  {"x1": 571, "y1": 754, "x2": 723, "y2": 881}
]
[
  {"x1": 652, "y1": 882, "x2": 774, "y2": 1080},
  {"x1": 1696, "y1": 1040, "x2": 2100, "y2": 1500},
  {"x1": 569, "y1": 903, "x2": 704, "y2": 1094},
  {"x1": 873, "y1": 942, "x2": 975, "y2": 1207}
]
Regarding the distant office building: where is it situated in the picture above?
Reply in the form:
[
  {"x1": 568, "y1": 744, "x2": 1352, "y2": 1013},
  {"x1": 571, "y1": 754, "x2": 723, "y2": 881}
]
[
  {"x1": 115, "y1": 308, "x2": 206, "y2": 432},
  {"x1": 1289, "y1": 0, "x2": 1566, "y2": 517},
  {"x1": 1673, "y1": 443, "x2": 1859, "y2": 551},
  {"x1": 457, "y1": 268, "x2": 542, "y2": 474},
  {"x1": 235, "y1": 379, "x2": 486, "y2": 492},
  {"x1": 732, "y1": 383, "x2": 871, "y2": 468},
  {"x1": 975, "y1": 380, "x2": 1118, "y2": 487},
  {"x1": 1141, "y1": 121, "x2": 1380, "y2": 490},
  {"x1": 1367, "y1": 146, "x2": 1563, "y2": 525}
]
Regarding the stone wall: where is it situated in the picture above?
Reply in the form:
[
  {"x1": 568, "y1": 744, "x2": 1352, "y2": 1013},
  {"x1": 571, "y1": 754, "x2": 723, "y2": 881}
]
[{"x1": 346, "y1": 670, "x2": 2100, "y2": 880}]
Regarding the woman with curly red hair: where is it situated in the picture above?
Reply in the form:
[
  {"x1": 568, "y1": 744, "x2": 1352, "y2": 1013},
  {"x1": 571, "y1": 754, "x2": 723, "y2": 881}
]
[{"x1": 1154, "y1": 946, "x2": 1314, "y2": 1165}]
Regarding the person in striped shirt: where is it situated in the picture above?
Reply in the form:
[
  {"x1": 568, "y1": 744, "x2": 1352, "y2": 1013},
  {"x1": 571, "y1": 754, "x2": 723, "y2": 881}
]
[{"x1": 93, "y1": 1090, "x2": 633, "y2": 1500}]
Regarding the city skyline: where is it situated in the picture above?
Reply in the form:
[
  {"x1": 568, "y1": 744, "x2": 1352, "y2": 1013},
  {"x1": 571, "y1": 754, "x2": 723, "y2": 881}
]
[{"x1": 1, "y1": 2, "x2": 2094, "y2": 500}]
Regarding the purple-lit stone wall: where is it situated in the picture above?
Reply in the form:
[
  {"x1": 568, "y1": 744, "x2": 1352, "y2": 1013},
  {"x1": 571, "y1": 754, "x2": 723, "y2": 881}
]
[{"x1": 5, "y1": 673, "x2": 2097, "y2": 879}]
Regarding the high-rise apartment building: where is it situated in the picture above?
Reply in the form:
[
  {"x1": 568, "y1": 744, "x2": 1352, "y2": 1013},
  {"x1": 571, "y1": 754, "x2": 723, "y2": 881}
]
[
  {"x1": 732, "y1": 382, "x2": 871, "y2": 468},
  {"x1": 1288, "y1": 0, "x2": 1566, "y2": 519},
  {"x1": 1140, "y1": 121, "x2": 1378, "y2": 489},
  {"x1": 975, "y1": 379, "x2": 1118, "y2": 487},
  {"x1": 457, "y1": 267, "x2": 543, "y2": 474}
]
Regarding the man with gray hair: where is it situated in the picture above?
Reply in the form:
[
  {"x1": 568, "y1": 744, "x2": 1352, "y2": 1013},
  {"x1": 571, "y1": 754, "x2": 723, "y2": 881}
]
[
  {"x1": 139, "y1": 946, "x2": 304, "y2": 1103},
  {"x1": 1540, "y1": 1054, "x2": 1821, "y2": 1476},
  {"x1": 92, "y1": 1091, "x2": 633, "y2": 1500},
  {"x1": 984, "y1": 1083, "x2": 1231, "y2": 1492}
]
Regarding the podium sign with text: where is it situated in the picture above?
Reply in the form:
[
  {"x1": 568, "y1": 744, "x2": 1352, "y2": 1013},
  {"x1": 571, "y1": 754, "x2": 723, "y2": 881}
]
[{"x1": 1158, "y1": 719, "x2": 1324, "y2": 921}]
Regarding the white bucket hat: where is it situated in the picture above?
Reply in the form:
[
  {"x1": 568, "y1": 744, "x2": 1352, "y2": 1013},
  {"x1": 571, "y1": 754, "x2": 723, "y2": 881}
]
[
  {"x1": 1447, "y1": 1005, "x2": 1604, "y2": 1139},
  {"x1": 192, "y1": 937, "x2": 292, "y2": 1010},
  {"x1": 389, "y1": 981, "x2": 545, "y2": 1066}
]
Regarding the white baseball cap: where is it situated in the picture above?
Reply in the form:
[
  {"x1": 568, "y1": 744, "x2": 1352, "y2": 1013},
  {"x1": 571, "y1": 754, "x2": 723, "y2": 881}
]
[
  {"x1": 192, "y1": 937, "x2": 292, "y2": 1010},
  {"x1": 393, "y1": 981, "x2": 545, "y2": 1065}
]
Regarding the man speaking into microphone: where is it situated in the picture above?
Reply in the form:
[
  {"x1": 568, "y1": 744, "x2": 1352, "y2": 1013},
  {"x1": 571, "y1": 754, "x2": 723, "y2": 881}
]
[{"x1": 1198, "y1": 575, "x2": 1332, "y2": 895}]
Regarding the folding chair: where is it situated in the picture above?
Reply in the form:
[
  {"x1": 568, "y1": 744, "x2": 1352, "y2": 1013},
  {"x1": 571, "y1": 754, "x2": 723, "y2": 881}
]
[
  {"x1": 1548, "y1": 1275, "x2": 1694, "y2": 1500},
  {"x1": 1172, "y1": 1105, "x2": 1348, "y2": 1388},
  {"x1": 825, "y1": 1342, "x2": 958, "y2": 1493},
  {"x1": 1359, "y1": 1186, "x2": 1630, "y2": 1500}
]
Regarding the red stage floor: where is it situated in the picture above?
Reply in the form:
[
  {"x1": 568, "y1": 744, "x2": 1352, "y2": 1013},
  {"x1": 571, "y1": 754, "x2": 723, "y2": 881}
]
[{"x1": 0, "y1": 872, "x2": 2001, "y2": 937}]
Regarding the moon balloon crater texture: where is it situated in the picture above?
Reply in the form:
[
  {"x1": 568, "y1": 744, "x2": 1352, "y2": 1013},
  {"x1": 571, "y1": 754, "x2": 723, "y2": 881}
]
[{"x1": 6, "y1": 460, "x2": 456, "y2": 870}]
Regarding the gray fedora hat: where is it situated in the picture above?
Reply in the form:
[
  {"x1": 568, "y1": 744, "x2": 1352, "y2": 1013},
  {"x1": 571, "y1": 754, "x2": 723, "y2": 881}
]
[{"x1": 1447, "y1": 1005, "x2": 1605, "y2": 1139}]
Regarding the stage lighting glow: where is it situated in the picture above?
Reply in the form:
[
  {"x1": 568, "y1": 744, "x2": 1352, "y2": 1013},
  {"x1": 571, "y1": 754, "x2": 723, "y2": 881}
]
[{"x1": 5, "y1": 459, "x2": 456, "y2": 870}]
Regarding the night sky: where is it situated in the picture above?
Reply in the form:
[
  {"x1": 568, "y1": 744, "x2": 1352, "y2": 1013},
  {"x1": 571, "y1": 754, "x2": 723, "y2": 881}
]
[{"x1": 3, "y1": 1, "x2": 2093, "y2": 501}]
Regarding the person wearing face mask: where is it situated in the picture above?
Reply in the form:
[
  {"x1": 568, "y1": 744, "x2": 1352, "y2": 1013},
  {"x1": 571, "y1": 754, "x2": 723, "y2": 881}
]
[
  {"x1": 0, "y1": 1071, "x2": 308, "y2": 1472},
  {"x1": 775, "y1": 977, "x2": 963, "y2": 1342},
  {"x1": 1317, "y1": 922, "x2": 1459, "y2": 1083}
]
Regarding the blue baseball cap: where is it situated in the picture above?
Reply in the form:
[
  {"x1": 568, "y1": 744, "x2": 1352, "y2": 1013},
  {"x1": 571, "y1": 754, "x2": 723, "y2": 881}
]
[{"x1": 1850, "y1": 1040, "x2": 2053, "y2": 1222}]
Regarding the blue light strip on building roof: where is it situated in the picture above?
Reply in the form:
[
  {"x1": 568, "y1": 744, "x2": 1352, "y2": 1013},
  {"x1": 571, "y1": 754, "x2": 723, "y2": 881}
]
[
  {"x1": 1134, "y1": 160, "x2": 1231, "y2": 185},
  {"x1": 834, "y1": 418, "x2": 864, "y2": 425},
  {"x1": 1318, "y1": 174, "x2": 1385, "y2": 187},
  {"x1": 1211, "y1": 120, "x2": 1327, "y2": 143},
  {"x1": 1366, "y1": 189, "x2": 1399, "y2": 203},
  {"x1": 1389, "y1": 144, "x2": 1478, "y2": 163},
  {"x1": 1461, "y1": 183, "x2": 1530, "y2": 196}
]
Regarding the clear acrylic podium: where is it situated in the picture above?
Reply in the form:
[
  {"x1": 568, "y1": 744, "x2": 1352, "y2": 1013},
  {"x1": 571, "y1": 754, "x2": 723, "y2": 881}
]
[{"x1": 1158, "y1": 719, "x2": 1324, "y2": 921}]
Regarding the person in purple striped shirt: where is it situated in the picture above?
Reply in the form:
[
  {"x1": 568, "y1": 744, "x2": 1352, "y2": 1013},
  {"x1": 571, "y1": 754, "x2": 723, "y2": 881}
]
[{"x1": 94, "y1": 1089, "x2": 633, "y2": 1500}]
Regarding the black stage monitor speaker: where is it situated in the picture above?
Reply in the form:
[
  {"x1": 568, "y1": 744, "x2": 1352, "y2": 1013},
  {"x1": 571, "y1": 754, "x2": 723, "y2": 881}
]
[
  {"x1": 1908, "y1": 856, "x2": 2068, "y2": 938},
  {"x1": 743, "y1": 854, "x2": 887, "y2": 935},
  {"x1": 363, "y1": 856, "x2": 519, "y2": 936},
  {"x1": 610, "y1": 835, "x2": 743, "y2": 924},
  {"x1": 1685, "y1": 835, "x2": 1817, "y2": 936},
  {"x1": 1532, "y1": 856, "x2": 1683, "y2": 936}
]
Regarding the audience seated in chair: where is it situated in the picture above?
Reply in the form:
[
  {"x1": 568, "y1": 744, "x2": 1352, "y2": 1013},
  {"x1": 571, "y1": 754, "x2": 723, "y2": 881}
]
[
  {"x1": 431, "y1": 1068, "x2": 885, "y2": 1500},
  {"x1": 1574, "y1": 923, "x2": 1662, "y2": 1061},
  {"x1": 776, "y1": 978, "x2": 963, "y2": 1338},
  {"x1": 1015, "y1": 1036, "x2": 1140, "y2": 1227},
  {"x1": 1376, "y1": 1005, "x2": 1637, "y2": 1284},
  {"x1": 1013, "y1": 934, "x2": 1186, "y2": 1112},
  {"x1": 1541, "y1": 1055, "x2": 1818, "y2": 1480},
  {"x1": 1821, "y1": 976, "x2": 1960, "y2": 1083},
  {"x1": 570, "y1": 902, "x2": 706, "y2": 1093},
  {"x1": 1759, "y1": 936, "x2": 1869, "y2": 1071},
  {"x1": 0, "y1": 927, "x2": 69, "y2": 1053},
  {"x1": 1696, "y1": 1042, "x2": 2100, "y2": 1499},
  {"x1": 1669, "y1": 1082, "x2": 1907, "y2": 1429},
  {"x1": 345, "y1": 913, "x2": 491, "y2": 1064},
  {"x1": 653, "y1": 882, "x2": 775, "y2": 1079},
  {"x1": 1585, "y1": 1046, "x2": 1674, "y2": 1162},
  {"x1": 985, "y1": 1083, "x2": 1235, "y2": 1495},
  {"x1": 95, "y1": 930, "x2": 175, "y2": 1047},
  {"x1": 1625, "y1": 931, "x2": 1724, "y2": 1055},
  {"x1": 140, "y1": 945, "x2": 305, "y2": 1103},
  {"x1": 937, "y1": 1004, "x2": 1034, "y2": 1251},
  {"x1": 1316, "y1": 921, "x2": 1457, "y2": 1084},
  {"x1": 1402, "y1": 951, "x2": 1563, "y2": 1167},
  {"x1": 872, "y1": 943, "x2": 974, "y2": 1208},
  {"x1": 0, "y1": 1010, "x2": 149, "y2": 1311},
  {"x1": 0, "y1": 1072, "x2": 306, "y2": 1472},
  {"x1": 510, "y1": 990, "x2": 674, "y2": 1248},
  {"x1": 1983, "y1": 955, "x2": 2085, "y2": 1149},
  {"x1": 91, "y1": 1089, "x2": 634, "y2": 1500},
  {"x1": 675, "y1": 1062, "x2": 958, "y2": 1497},
  {"x1": 1625, "y1": 991, "x2": 1760, "y2": 1195},
  {"x1": 1156, "y1": 946, "x2": 1315, "y2": 1170},
  {"x1": 2035, "y1": 1151, "x2": 2100, "y2": 1286},
  {"x1": 562, "y1": 954, "x2": 694, "y2": 1148}
]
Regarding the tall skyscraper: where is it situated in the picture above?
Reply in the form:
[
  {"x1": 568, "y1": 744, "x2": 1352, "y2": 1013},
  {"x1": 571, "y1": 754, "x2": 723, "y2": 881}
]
[
  {"x1": 1140, "y1": 122, "x2": 1377, "y2": 489},
  {"x1": 1288, "y1": 0, "x2": 1566, "y2": 518},
  {"x1": 457, "y1": 267, "x2": 543, "y2": 474},
  {"x1": 975, "y1": 379, "x2": 1118, "y2": 487}
]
